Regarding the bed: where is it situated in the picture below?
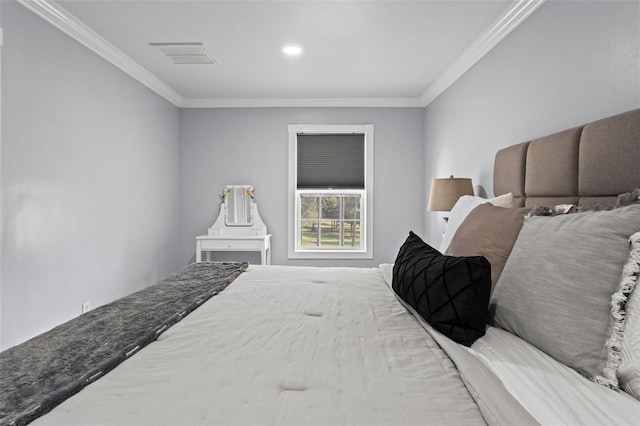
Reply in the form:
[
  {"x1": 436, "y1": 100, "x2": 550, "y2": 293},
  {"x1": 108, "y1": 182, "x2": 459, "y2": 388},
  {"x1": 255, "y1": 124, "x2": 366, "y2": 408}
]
[{"x1": 1, "y1": 108, "x2": 639, "y2": 426}]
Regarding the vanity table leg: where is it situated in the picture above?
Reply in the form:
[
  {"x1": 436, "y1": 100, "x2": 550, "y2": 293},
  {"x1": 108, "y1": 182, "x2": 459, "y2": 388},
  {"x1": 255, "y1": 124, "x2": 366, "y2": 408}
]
[{"x1": 260, "y1": 246, "x2": 267, "y2": 265}]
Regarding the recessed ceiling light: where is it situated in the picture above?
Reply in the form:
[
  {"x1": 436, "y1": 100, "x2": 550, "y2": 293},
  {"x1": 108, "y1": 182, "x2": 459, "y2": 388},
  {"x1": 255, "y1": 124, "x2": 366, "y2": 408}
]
[{"x1": 283, "y1": 45, "x2": 302, "y2": 56}]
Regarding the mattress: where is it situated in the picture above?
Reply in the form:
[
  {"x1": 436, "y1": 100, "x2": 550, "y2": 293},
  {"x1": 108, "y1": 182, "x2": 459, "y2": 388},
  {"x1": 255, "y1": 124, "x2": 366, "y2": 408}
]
[{"x1": 32, "y1": 265, "x2": 492, "y2": 426}]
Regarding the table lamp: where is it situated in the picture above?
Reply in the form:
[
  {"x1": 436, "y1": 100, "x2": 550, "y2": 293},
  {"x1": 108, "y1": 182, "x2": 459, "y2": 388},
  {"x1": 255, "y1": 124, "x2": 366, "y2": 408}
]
[{"x1": 427, "y1": 175, "x2": 473, "y2": 221}]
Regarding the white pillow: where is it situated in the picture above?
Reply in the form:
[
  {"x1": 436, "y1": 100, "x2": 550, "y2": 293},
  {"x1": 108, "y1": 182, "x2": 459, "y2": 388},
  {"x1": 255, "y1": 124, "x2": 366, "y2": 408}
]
[{"x1": 439, "y1": 193, "x2": 514, "y2": 253}]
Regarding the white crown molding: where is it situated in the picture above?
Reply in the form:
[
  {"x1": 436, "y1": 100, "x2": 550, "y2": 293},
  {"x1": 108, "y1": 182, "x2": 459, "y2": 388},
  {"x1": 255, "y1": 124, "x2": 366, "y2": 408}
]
[
  {"x1": 19, "y1": 0, "x2": 542, "y2": 109},
  {"x1": 419, "y1": 0, "x2": 545, "y2": 107},
  {"x1": 180, "y1": 97, "x2": 424, "y2": 108},
  {"x1": 17, "y1": 0, "x2": 184, "y2": 107}
]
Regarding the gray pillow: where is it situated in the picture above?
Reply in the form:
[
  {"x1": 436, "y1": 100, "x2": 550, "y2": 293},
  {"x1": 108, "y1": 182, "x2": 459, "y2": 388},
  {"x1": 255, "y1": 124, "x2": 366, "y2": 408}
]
[
  {"x1": 490, "y1": 204, "x2": 640, "y2": 388},
  {"x1": 617, "y1": 231, "x2": 640, "y2": 399}
]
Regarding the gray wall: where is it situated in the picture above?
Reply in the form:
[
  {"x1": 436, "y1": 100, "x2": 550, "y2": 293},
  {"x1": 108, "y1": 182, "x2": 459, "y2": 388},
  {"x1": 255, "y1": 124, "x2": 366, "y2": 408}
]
[
  {"x1": 2, "y1": 0, "x2": 638, "y2": 349},
  {"x1": 0, "y1": 1, "x2": 181, "y2": 349},
  {"x1": 423, "y1": 0, "x2": 640, "y2": 246},
  {"x1": 179, "y1": 107, "x2": 425, "y2": 267}
]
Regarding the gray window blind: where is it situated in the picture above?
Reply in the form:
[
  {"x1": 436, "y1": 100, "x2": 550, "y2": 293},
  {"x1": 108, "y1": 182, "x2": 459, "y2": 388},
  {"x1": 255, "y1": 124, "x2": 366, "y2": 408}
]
[{"x1": 297, "y1": 133, "x2": 365, "y2": 189}]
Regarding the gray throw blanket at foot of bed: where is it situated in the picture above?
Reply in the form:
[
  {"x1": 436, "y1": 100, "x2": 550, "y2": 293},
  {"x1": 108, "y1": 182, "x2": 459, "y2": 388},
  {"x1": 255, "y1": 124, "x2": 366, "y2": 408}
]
[{"x1": 0, "y1": 261, "x2": 248, "y2": 426}]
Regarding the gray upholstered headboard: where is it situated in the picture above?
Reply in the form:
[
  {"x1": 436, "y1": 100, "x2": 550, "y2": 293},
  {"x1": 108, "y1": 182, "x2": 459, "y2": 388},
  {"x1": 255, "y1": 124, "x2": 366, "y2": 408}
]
[{"x1": 494, "y1": 108, "x2": 640, "y2": 208}]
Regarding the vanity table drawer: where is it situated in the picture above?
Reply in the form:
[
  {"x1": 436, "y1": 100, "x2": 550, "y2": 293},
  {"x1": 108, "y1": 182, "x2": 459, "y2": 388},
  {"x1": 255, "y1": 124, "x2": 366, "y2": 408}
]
[{"x1": 200, "y1": 239, "x2": 260, "y2": 250}]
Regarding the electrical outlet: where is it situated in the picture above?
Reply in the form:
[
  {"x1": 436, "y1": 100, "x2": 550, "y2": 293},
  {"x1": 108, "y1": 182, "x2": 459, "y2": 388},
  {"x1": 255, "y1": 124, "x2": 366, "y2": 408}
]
[{"x1": 82, "y1": 302, "x2": 90, "y2": 314}]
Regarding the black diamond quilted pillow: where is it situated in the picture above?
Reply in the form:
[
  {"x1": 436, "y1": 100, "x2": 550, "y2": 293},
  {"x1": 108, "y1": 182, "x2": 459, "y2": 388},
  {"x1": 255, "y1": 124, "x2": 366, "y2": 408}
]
[{"x1": 392, "y1": 231, "x2": 491, "y2": 346}]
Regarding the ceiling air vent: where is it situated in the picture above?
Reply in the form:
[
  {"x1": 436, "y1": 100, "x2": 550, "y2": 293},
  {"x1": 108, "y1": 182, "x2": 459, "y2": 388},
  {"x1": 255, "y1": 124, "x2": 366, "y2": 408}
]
[{"x1": 149, "y1": 42, "x2": 217, "y2": 65}]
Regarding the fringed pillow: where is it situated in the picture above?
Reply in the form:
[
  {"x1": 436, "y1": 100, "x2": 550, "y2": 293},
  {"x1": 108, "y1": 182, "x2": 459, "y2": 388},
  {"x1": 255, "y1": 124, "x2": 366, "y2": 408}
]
[
  {"x1": 490, "y1": 204, "x2": 640, "y2": 388},
  {"x1": 617, "y1": 188, "x2": 640, "y2": 208},
  {"x1": 614, "y1": 232, "x2": 640, "y2": 399}
]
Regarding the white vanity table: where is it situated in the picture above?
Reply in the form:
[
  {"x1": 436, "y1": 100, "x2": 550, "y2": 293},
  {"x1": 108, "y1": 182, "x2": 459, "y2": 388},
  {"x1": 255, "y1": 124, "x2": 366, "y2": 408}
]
[
  {"x1": 196, "y1": 185, "x2": 271, "y2": 265},
  {"x1": 196, "y1": 234, "x2": 271, "y2": 265}
]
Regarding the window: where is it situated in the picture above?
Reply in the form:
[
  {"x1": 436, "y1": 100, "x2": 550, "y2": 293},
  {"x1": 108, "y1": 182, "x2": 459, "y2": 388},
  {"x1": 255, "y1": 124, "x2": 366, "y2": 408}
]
[
  {"x1": 288, "y1": 124, "x2": 373, "y2": 259},
  {"x1": 299, "y1": 191, "x2": 363, "y2": 248}
]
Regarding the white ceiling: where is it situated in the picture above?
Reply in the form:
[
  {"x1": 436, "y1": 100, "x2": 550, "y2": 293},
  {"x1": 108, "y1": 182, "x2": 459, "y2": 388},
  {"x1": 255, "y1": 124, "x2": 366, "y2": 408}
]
[{"x1": 20, "y1": 0, "x2": 544, "y2": 107}]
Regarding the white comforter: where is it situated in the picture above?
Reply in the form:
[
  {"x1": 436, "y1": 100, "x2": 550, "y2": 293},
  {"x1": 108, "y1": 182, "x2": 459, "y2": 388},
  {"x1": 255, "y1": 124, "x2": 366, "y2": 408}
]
[
  {"x1": 34, "y1": 266, "x2": 488, "y2": 426},
  {"x1": 33, "y1": 264, "x2": 638, "y2": 426}
]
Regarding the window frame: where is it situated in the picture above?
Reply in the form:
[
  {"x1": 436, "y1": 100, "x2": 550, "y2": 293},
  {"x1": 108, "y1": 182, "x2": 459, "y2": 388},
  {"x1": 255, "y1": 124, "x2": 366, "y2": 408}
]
[{"x1": 288, "y1": 124, "x2": 374, "y2": 260}]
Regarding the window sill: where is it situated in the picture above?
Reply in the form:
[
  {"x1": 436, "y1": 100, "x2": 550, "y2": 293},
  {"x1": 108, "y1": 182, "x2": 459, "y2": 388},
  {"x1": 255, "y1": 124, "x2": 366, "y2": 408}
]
[{"x1": 288, "y1": 249, "x2": 373, "y2": 260}]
